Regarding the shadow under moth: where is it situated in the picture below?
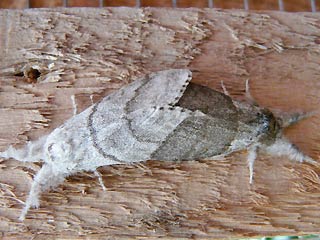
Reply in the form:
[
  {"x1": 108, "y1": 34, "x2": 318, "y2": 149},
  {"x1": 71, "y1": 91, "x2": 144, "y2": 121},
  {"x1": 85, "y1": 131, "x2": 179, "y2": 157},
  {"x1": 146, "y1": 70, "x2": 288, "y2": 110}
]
[{"x1": 0, "y1": 69, "x2": 317, "y2": 220}]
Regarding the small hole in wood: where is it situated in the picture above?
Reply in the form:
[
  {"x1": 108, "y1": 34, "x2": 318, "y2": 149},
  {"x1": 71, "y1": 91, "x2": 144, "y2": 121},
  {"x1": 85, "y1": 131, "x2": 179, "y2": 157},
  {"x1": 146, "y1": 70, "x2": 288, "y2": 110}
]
[{"x1": 26, "y1": 68, "x2": 41, "y2": 83}]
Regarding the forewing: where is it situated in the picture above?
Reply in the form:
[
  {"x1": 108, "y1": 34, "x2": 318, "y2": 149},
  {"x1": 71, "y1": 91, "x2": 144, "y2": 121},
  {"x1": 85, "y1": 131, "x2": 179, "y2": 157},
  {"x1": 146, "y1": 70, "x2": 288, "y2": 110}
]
[
  {"x1": 126, "y1": 69, "x2": 192, "y2": 112},
  {"x1": 91, "y1": 105, "x2": 198, "y2": 162},
  {"x1": 86, "y1": 69, "x2": 194, "y2": 163}
]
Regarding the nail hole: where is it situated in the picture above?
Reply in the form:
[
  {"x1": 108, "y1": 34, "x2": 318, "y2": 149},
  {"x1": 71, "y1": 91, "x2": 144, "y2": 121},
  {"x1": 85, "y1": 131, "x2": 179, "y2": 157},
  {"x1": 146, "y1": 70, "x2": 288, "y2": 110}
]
[{"x1": 26, "y1": 68, "x2": 41, "y2": 83}]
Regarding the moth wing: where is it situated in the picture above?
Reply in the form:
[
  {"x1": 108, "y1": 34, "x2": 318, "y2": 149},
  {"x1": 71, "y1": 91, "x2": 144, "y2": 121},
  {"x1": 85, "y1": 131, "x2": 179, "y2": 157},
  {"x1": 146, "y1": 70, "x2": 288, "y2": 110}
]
[
  {"x1": 126, "y1": 69, "x2": 192, "y2": 112},
  {"x1": 91, "y1": 105, "x2": 202, "y2": 163},
  {"x1": 128, "y1": 105, "x2": 200, "y2": 143},
  {"x1": 77, "y1": 69, "x2": 193, "y2": 163}
]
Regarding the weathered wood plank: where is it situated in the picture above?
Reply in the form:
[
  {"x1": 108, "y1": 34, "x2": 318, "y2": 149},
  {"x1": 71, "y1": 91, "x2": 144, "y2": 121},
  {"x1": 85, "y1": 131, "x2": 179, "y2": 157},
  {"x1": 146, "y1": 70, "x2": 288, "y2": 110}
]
[{"x1": 0, "y1": 7, "x2": 319, "y2": 239}]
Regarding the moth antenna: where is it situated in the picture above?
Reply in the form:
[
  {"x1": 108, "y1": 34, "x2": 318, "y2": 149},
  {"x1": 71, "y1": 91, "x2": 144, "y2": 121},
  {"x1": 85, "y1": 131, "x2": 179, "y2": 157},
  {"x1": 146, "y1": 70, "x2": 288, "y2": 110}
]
[
  {"x1": 264, "y1": 137, "x2": 318, "y2": 165},
  {"x1": 94, "y1": 170, "x2": 107, "y2": 191},
  {"x1": 221, "y1": 79, "x2": 258, "y2": 107},
  {"x1": 0, "y1": 135, "x2": 47, "y2": 163},
  {"x1": 71, "y1": 94, "x2": 77, "y2": 116},
  {"x1": 247, "y1": 145, "x2": 259, "y2": 184},
  {"x1": 19, "y1": 164, "x2": 66, "y2": 221},
  {"x1": 278, "y1": 111, "x2": 317, "y2": 128}
]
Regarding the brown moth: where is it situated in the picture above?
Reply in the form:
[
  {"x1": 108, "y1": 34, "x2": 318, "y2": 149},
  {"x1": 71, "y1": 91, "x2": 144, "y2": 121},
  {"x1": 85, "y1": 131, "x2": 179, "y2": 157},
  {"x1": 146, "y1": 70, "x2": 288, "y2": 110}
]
[{"x1": 0, "y1": 69, "x2": 316, "y2": 220}]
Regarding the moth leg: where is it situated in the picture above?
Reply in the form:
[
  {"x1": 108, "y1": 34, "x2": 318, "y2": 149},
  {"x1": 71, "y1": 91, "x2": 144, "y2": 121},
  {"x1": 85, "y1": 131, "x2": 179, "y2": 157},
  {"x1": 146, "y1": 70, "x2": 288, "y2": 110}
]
[
  {"x1": 220, "y1": 81, "x2": 230, "y2": 96},
  {"x1": 71, "y1": 95, "x2": 77, "y2": 116},
  {"x1": 265, "y1": 137, "x2": 317, "y2": 165},
  {"x1": 0, "y1": 135, "x2": 47, "y2": 163},
  {"x1": 19, "y1": 164, "x2": 66, "y2": 221},
  {"x1": 247, "y1": 145, "x2": 259, "y2": 184},
  {"x1": 90, "y1": 95, "x2": 94, "y2": 105},
  {"x1": 94, "y1": 170, "x2": 107, "y2": 191}
]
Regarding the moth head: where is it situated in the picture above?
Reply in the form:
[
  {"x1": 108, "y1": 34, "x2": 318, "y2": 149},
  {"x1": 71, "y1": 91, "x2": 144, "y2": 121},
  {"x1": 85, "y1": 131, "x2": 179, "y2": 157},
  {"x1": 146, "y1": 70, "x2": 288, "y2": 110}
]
[{"x1": 257, "y1": 109, "x2": 282, "y2": 145}]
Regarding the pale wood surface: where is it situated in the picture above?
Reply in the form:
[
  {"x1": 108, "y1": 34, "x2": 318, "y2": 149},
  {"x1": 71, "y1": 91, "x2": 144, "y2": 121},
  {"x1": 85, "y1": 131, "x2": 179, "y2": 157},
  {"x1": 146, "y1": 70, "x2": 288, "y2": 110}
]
[
  {"x1": 0, "y1": 7, "x2": 320, "y2": 239},
  {"x1": 0, "y1": 0, "x2": 317, "y2": 11}
]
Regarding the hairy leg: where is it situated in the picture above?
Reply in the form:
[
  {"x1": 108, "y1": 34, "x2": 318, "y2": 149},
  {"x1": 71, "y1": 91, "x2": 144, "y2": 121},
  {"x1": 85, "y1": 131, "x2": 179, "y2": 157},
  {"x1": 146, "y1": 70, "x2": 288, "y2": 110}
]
[
  {"x1": 19, "y1": 164, "x2": 66, "y2": 220},
  {"x1": 265, "y1": 137, "x2": 317, "y2": 164},
  {"x1": 247, "y1": 145, "x2": 259, "y2": 184}
]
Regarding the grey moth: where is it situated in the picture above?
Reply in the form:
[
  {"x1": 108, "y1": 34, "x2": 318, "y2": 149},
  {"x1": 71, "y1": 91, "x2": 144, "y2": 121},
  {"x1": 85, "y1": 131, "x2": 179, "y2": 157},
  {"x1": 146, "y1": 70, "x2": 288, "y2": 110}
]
[{"x1": 0, "y1": 69, "x2": 316, "y2": 220}]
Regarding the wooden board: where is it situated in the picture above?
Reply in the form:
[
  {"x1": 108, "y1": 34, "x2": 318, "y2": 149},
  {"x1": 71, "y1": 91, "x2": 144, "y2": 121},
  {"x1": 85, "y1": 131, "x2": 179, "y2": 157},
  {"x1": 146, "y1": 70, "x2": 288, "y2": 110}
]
[
  {"x1": 0, "y1": 7, "x2": 320, "y2": 239},
  {"x1": 0, "y1": 0, "x2": 318, "y2": 12}
]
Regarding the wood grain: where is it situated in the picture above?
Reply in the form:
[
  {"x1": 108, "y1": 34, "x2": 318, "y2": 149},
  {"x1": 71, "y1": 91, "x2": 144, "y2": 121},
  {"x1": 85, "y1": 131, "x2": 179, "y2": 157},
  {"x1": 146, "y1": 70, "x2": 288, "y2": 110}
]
[
  {"x1": 248, "y1": 0, "x2": 279, "y2": 10},
  {"x1": 141, "y1": 0, "x2": 173, "y2": 7},
  {"x1": 0, "y1": 0, "x2": 28, "y2": 9},
  {"x1": 0, "y1": 7, "x2": 320, "y2": 239},
  {"x1": 67, "y1": 0, "x2": 100, "y2": 7},
  {"x1": 104, "y1": 0, "x2": 137, "y2": 7},
  {"x1": 0, "y1": 0, "x2": 317, "y2": 11},
  {"x1": 282, "y1": 0, "x2": 312, "y2": 11},
  {"x1": 29, "y1": 0, "x2": 64, "y2": 8},
  {"x1": 176, "y1": 0, "x2": 209, "y2": 8}
]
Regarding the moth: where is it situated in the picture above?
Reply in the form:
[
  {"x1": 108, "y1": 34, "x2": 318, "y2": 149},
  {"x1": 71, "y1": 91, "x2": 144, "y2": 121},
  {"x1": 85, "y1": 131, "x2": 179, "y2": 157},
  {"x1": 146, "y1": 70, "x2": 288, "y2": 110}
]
[{"x1": 0, "y1": 69, "x2": 316, "y2": 220}]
